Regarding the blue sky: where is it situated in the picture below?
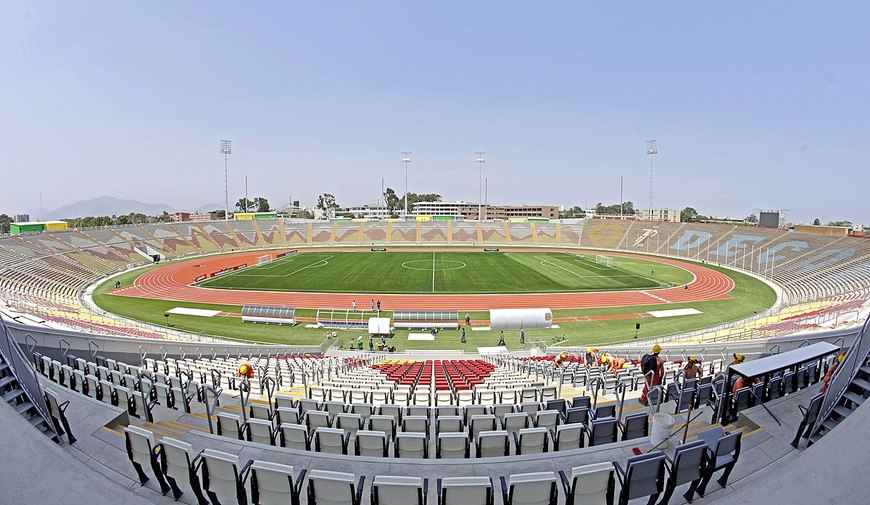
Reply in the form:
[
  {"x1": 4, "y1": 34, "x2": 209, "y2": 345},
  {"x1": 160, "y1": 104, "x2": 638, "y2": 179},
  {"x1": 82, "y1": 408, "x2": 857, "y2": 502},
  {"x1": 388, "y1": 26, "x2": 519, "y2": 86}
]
[{"x1": 1, "y1": 1, "x2": 867, "y2": 224}]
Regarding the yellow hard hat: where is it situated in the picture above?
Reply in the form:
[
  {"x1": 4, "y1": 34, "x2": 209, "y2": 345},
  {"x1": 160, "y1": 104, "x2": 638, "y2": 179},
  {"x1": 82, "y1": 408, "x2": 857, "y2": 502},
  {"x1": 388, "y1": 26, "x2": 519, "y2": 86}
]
[
  {"x1": 733, "y1": 353, "x2": 745, "y2": 363},
  {"x1": 652, "y1": 344, "x2": 662, "y2": 353},
  {"x1": 593, "y1": 347, "x2": 600, "y2": 352},
  {"x1": 622, "y1": 363, "x2": 630, "y2": 369},
  {"x1": 601, "y1": 357, "x2": 608, "y2": 364},
  {"x1": 687, "y1": 356, "x2": 696, "y2": 362},
  {"x1": 586, "y1": 347, "x2": 593, "y2": 353},
  {"x1": 838, "y1": 353, "x2": 845, "y2": 363}
]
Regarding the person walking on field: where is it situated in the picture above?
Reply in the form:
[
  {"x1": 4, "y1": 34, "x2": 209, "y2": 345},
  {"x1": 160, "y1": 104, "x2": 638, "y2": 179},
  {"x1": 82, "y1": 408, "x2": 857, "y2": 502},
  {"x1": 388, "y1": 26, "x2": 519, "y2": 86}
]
[
  {"x1": 371, "y1": 299, "x2": 375, "y2": 311},
  {"x1": 460, "y1": 327, "x2": 466, "y2": 343},
  {"x1": 520, "y1": 329, "x2": 525, "y2": 345},
  {"x1": 498, "y1": 331, "x2": 505, "y2": 346},
  {"x1": 465, "y1": 313, "x2": 471, "y2": 326},
  {"x1": 352, "y1": 300, "x2": 357, "y2": 311},
  {"x1": 640, "y1": 344, "x2": 665, "y2": 406}
]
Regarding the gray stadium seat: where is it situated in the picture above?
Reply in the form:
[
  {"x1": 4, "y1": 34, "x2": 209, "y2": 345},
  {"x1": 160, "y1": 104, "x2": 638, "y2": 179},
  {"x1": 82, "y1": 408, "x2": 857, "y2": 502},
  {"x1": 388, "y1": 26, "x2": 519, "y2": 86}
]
[
  {"x1": 514, "y1": 427, "x2": 550, "y2": 455},
  {"x1": 437, "y1": 432, "x2": 470, "y2": 459},
  {"x1": 280, "y1": 423, "x2": 310, "y2": 451},
  {"x1": 371, "y1": 475, "x2": 427, "y2": 505},
  {"x1": 553, "y1": 424, "x2": 584, "y2": 451},
  {"x1": 438, "y1": 476, "x2": 493, "y2": 505},
  {"x1": 696, "y1": 427, "x2": 742, "y2": 498},
  {"x1": 500, "y1": 471, "x2": 557, "y2": 505},
  {"x1": 395, "y1": 432, "x2": 428, "y2": 458},
  {"x1": 200, "y1": 448, "x2": 251, "y2": 505},
  {"x1": 123, "y1": 426, "x2": 169, "y2": 495},
  {"x1": 613, "y1": 452, "x2": 667, "y2": 505},
  {"x1": 660, "y1": 440, "x2": 707, "y2": 505},
  {"x1": 355, "y1": 430, "x2": 389, "y2": 457},
  {"x1": 559, "y1": 462, "x2": 615, "y2": 505},
  {"x1": 476, "y1": 430, "x2": 510, "y2": 458},
  {"x1": 306, "y1": 470, "x2": 365, "y2": 505},
  {"x1": 313, "y1": 427, "x2": 350, "y2": 455},
  {"x1": 159, "y1": 437, "x2": 209, "y2": 504},
  {"x1": 249, "y1": 460, "x2": 305, "y2": 505},
  {"x1": 620, "y1": 412, "x2": 649, "y2": 441}
]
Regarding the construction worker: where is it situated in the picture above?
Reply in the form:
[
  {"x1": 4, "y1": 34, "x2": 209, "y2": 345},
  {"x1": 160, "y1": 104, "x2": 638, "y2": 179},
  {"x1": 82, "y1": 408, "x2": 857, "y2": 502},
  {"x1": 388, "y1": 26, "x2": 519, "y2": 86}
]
[
  {"x1": 684, "y1": 356, "x2": 702, "y2": 380},
  {"x1": 592, "y1": 347, "x2": 601, "y2": 365},
  {"x1": 640, "y1": 344, "x2": 665, "y2": 406},
  {"x1": 821, "y1": 352, "x2": 846, "y2": 394},
  {"x1": 585, "y1": 348, "x2": 595, "y2": 367},
  {"x1": 608, "y1": 354, "x2": 627, "y2": 374}
]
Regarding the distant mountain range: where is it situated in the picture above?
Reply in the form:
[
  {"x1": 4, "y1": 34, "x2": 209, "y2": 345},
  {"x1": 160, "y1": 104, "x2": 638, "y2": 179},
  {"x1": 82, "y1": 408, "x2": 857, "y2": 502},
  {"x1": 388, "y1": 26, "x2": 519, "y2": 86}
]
[{"x1": 44, "y1": 196, "x2": 224, "y2": 220}]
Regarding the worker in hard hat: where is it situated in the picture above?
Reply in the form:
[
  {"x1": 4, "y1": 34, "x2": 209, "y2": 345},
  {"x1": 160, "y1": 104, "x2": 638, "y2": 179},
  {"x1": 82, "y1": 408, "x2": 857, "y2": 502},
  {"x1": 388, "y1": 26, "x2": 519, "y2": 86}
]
[
  {"x1": 683, "y1": 356, "x2": 702, "y2": 380},
  {"x1": 592, "y1": 347, "x2": 601, "y2": 365},
  {"x1": 731, "y1": 353, "x2": 746, "y2": 366},
  {"x1": 821, "y1": 352, "x2": 847, "y2": 394},
  {"x1": 237, "y1": 362, "x2": 254, "y2": 379},
  {"x1": 640, "y1": 344, "x2": 665, "y2": 405},
  {"x1": 585, "y1": 348, "x2": 595, "y2": 368},
  {"x1": 608, "y1": 354, "x2": 627, "y2": 374}
]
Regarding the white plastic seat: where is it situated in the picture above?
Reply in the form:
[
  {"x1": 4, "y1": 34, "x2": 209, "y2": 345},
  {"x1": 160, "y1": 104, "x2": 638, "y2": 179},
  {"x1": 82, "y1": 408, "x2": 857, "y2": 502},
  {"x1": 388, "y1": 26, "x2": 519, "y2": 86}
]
[
  {"x1": 514, "y1": 427, "x2": 550, "y2": 455},
  {"x1": 355, "y1": 430, "x2": 389, "y2": 457},
  {"x1": 561, "y1": 462, "x2": 618, "y2": 504},
  {"x1": 217, "y1": 412, "x2": 243, "y2": 439},
  {"x1": 437, "y1": 432, "x2": 470, "y2": 459},
  {"x1": 456, "y1": 390, "x2": 475, "y2": 406},
  {"x1": 306, "y1": 469, "x2": 365, "y2": 505},
  {"x1": 306, "y1": 410, "x2": 332, "y2": 433},
  {"x1": 249, "y1": 403, "x2": 273, "y2": 421},
  {"x1": 123, "y1": 426, "x2": 169, "y2": 494},
  {"x1": 405, "y1": 405, "x2": 429, "y2": 417},
  {"x1": 201, "y1": 449, "x2": 249, "y2": 505},
  {"x1": 534, "y1": 410, "x2": 560, "y2": 431},
  {"x1": 246, "y1": 418, "x2": 276, "y2": 445},
  {"x1": 369, "y1": 415, "x2": 396, "y2": 440},
  {"x1": 378, "y1": 404, "x2": 403, "y2": 422},
  {"x1": 395, "y1": 431, "x2": 428, "y2": 458},
  {"x1": 280, "y1": 423, "x2": 310, "y2": 450},
  {"x1": 436, "y1": 415, "x2": 463, "y2": 435},
  {"x1": 274, "y1": 393, "x2": 296, "y2": 410},
  {"x1": 372, "y1": 475, "x2": 426, "y2": 505},
  {"x1": 158, "y1": 437, "x2": 210, "y2": 503},
  {"x1": 476, "y1": 430, "x2": 510, "y2": 458},
  {"x1": 554, "y1": 424, "x2": 584, "y2": 451},
  {"x1": 439, "y1": 476, "x2": 493, "y2": 505},
  {"x1": 435, "y1": 391, "x2": 454, "y2": 406},
  {"x1": 250, "y1": 460, "x2": 305, "y2": 505},
  {"x1": 313, "y1": 427, "x2": 350, "y2": 455},
  {"x1": 335, "y1": 413, "x2": 363, "y2": 434},
  {"x1": 350, "y1": 403, "x2": 374, "y2": 421},
  {"x1": 491, "y1": 403, "x2": 515, "y2": 421},
  {"x1": 503, "y1": 412, "x2": 530, "y2": 435},
  {"x1": 154, "y1": 382, "x2": 174, "y2": 409},
  {"x1": 84, "y1": 374, "x2": 100, "y2": 400},
  {"x1": 276, "y1": 407, "x2": 300, "y2": 425},
  {"x1": 468, "y1": 414, "x2": 497, "y2": 440},
  {"x1": 402, "y1": 415, "x2": 429, "y2": 434},
  {"x1": 500, "y1": 471, "x2": 557, "y2": 505}
]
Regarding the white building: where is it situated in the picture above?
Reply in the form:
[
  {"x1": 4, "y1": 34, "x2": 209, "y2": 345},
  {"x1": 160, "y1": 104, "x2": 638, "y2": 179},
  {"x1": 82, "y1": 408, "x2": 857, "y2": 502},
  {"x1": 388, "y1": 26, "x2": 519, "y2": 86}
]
[{"x1": 641, "y1": 208, "x2": 681, "y2": 222}]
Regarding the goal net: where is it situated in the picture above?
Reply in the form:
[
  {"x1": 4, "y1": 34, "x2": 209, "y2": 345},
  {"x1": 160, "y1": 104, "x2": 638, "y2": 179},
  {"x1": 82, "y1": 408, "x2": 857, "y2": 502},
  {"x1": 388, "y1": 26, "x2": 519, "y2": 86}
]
[
  {"x1": 257, "y1": 254, "x2": 272, "y2": 266},
  {"x1": 595, "y1": 254, "x2": 613, "y2": 268}
]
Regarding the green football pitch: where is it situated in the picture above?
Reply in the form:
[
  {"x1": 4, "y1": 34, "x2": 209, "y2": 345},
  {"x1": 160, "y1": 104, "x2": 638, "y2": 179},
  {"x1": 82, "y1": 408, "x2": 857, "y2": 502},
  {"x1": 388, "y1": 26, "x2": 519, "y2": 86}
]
[{"x1": 196, "y1": 251, "x2": 693, "y2": 294}]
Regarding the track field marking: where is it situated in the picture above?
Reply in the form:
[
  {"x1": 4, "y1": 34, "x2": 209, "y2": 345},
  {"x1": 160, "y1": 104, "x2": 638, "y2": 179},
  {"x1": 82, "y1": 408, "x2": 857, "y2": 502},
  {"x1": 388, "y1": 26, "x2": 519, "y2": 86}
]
[{"x1": 432, "y1": 251, "x2": 436, "y2": 293}]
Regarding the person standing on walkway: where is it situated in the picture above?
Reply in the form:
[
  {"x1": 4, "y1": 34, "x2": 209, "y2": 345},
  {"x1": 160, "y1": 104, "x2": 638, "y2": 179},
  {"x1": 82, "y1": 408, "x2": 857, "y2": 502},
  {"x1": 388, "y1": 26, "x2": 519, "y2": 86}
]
[
  {"x1": 520, "y1": 329, "x2": 525, "y2": 344},
  {"x1": 460, "y1": 327, "x2": 466, "y2": 343},
  {"x1": 640, "y1": 344, "x2": 665, "y2": 406},
  {"x1": 498, "y1": 331, "x2": 505, "y2": 346}
]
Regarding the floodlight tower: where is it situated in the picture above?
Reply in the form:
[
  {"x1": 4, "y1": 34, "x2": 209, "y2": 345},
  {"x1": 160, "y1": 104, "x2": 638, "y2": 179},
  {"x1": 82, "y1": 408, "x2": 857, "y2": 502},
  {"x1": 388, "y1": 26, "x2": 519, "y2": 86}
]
[
  {"x1": 646, "y1": 140, "x2": 657, "y2": 221},
  {"x1": 475, "y1": 152, "x2": 486, "y2": 220},
  {"x1": 220, "y1": 139, "x2": 232, "y2": 221},
  {"x1": 401, "y1": 152, "x2": 412, "y2": 219}
]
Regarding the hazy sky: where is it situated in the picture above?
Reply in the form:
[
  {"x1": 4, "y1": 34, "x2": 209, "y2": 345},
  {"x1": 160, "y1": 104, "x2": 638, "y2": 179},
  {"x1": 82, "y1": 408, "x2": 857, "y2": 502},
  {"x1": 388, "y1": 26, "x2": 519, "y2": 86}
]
[{"x1": 2, "y1": 1, "x2": 868, "y2": 224}]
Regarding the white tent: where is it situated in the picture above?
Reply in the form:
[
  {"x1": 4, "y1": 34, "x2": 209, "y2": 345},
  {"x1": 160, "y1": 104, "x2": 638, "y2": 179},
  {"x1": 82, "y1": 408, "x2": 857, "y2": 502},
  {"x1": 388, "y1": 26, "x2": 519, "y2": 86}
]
[
  {"x1": 489, "y1": 308, "x2": 552, "y2": 330},
  {"x1": 368, "y1": 317, "x2": 391, "y2": 336}
]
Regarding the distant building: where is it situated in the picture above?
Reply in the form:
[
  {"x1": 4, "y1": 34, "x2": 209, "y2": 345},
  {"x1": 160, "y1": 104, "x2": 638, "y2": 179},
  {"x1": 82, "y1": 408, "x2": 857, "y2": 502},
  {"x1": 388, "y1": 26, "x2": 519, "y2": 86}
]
[
  {"x1": 10, "y1": 221, "x2": 68, "y2": 234},
  {"x1": 793, "y1": 224, "x2": 850, "y2": 237},
  {"x1": 412, "y1": 201, "x2": 558, "y2": 220},
  {"x1": 189, "y1": 212, "x2": 219, "y2": 222},
  {"x1": 341, "y1": 205, "x2": 391, "y2": 220},
  {"x1": 640, "y1": 208, "x2": 681, "y2": 222},
  {"x1": 14, "y1": 214, "x2": 30, "y2": 223},
  {"x1": 168, "y1": 212, "x2": 190, "y2": 222}
]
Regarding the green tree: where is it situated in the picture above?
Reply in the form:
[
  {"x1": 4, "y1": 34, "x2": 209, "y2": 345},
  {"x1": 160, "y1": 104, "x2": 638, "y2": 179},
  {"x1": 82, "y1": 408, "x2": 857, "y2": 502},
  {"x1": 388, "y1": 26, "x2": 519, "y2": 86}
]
[
  {"x1": 316, "y1": 193, "x2": 339, "y2": 218},
  {"x1": 595, "y1": 201, "x2": 635, "y2": 216},
  {"x1": 384, "y1": 188, "x2": 400, "y2": 213},
  {"x1": 254, "y1": 197, "x2": 271, "y2": 213},
  {"x1": 828, "y1": 220, "x2": 852, "y2": 227},
  {"x1": 745, "y1": 213, "x2": 758, "y2": 224},
  {"x1": 0, "y1": 214, "x2": 12, "y2": 233},
  {"x1": 398, "y1": 192, "x2": 441, "y2": 212},
  {"x1": 680, "y1": 207, "x2": 699, "y2": 223},
  {"x1": 813, "y1": 218, "x2": 821, "y2": 226},
  {"x1": 236, "y1": 198, "x2": 254, "y2": 212}
]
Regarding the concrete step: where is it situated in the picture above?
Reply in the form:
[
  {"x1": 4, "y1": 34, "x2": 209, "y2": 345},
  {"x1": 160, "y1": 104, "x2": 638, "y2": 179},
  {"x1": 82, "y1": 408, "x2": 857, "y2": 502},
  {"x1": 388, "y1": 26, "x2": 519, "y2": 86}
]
[
  {"x1": 0, "y1": 375, "x2": 17, "y2": 389},
  {"x1": 822, "y1": 418, "x2": 841, "y2": 432},
  {"x1": 843, "y1": 392, "x2": 865, "y2": 406},
  {"x1": 2, "y1": 387, "x2": 26, "y2": 403},
  {"x1": 13, "y1": 401, "x2": 35, "y2": 415},
  {"x1": 852, "y1": 378, "x2": 870, "y2": 392},
  {"x1": 833, "y1": 405, "x2": 853, "y2": 419}
]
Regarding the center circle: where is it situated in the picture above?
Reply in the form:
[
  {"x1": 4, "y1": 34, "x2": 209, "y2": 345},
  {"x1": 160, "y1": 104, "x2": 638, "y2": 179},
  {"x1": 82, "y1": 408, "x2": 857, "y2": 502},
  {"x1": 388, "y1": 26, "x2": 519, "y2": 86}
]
[{"x1": 401, "y1": 259, "x2": 468, "y2": 271}]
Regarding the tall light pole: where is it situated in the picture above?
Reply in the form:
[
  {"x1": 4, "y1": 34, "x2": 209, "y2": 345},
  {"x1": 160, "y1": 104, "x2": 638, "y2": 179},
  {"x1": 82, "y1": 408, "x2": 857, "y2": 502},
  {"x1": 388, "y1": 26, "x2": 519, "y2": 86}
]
[
  {"x1": 475, "y1": 152, "x2": 486, "y2": 220},
  {"x1": 401, "y1": 152, "x2": 412, "y2": 219},
  {"x1": 646, "y1": 140, "x2": 657, "y2": 221},
  {"x1": 220, "y1": 139, "x2": 232, "y2": 221}
]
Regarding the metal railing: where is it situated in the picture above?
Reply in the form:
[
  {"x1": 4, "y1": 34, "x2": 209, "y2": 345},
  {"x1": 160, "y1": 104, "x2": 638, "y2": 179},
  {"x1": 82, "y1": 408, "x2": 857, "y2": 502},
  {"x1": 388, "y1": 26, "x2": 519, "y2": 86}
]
[
  {"x1": 810, "y1": 314, "x2": 870, "y2": 439},
  {"x1": 0, "y1": 314, "x2": 56, "y2": 437}
]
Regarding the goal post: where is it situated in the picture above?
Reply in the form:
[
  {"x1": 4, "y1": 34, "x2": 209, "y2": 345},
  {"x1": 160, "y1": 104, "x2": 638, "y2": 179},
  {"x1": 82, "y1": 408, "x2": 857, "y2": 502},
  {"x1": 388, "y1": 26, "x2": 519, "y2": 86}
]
[
  {"x1": 595, "y1": 254, "x2": 613, "y2": 268},
  {"x1": 257, "y1": 254, "x2": 272, "y2": 266}
]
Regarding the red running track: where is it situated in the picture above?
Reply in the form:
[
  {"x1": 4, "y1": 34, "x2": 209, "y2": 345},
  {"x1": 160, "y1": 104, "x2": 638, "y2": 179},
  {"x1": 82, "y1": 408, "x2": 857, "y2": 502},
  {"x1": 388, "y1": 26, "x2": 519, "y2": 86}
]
[{"x1": 111, "y1": 248, "x2": 735, "y2": 310}]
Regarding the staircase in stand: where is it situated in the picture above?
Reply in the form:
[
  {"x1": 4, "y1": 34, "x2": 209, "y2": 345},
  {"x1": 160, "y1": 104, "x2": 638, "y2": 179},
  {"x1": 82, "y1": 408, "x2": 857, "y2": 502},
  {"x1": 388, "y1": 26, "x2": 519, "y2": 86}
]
[
  {"x1": 0, "y1": 353, "x2": 57, "y2": 441},
  {"x1": 810, "y1": 358, "x2": 870, "y2": 443}
]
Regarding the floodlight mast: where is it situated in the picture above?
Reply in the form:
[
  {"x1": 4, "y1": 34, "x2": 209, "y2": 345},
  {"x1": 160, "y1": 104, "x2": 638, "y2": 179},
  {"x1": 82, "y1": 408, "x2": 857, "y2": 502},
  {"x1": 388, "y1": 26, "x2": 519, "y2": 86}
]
[
  {"x1": 475, "y1": 152, "x2": 486, "y2": 220},
  {"x1": 401, "y1": 152, "x2": 412, "y2": 219},
  {"x1": 646, "y1": 140, "x2": 657, "y2": 221},
  {"x1": 220, "y1": 139, "x2": 232, "y2": 221}
]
